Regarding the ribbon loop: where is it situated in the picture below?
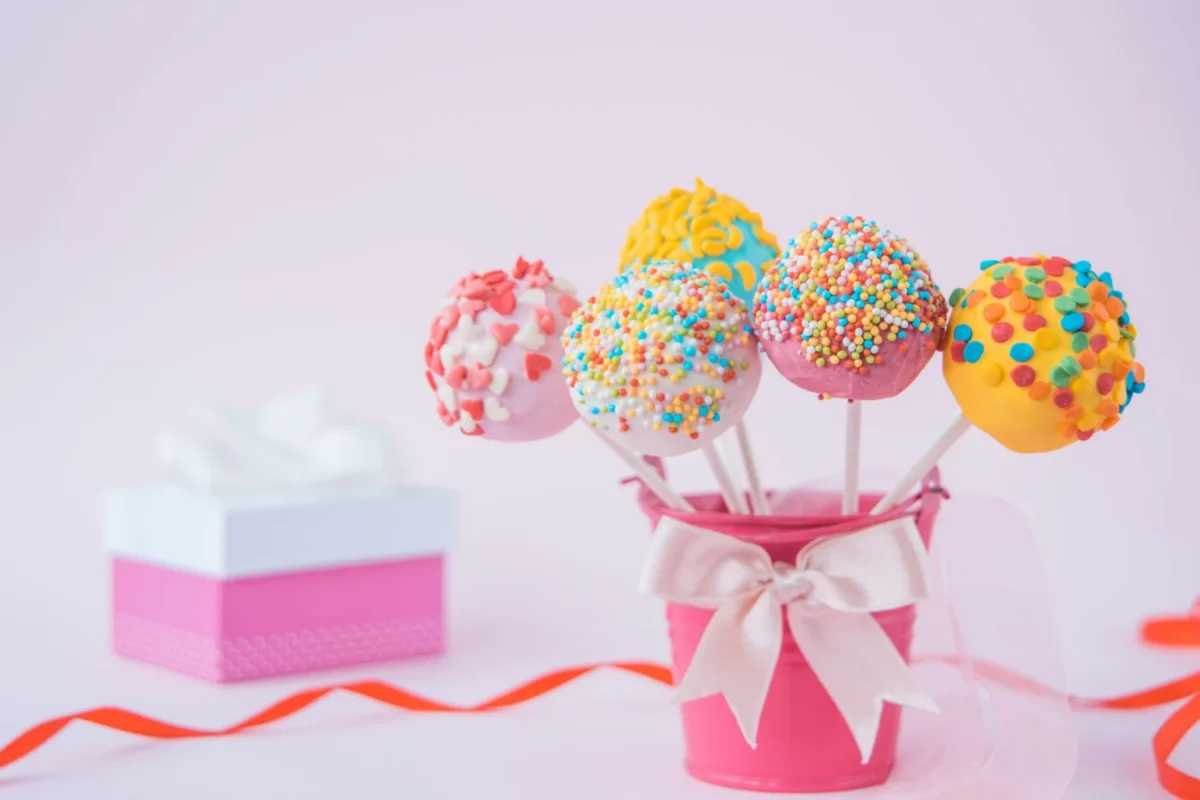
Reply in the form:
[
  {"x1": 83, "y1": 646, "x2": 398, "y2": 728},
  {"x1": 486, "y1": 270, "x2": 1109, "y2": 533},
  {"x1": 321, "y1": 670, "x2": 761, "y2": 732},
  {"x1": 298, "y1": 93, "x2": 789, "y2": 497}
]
[
  {"x1": 640, "y1": 516, "x2": 939, "y2": 763},
  {"x1": 156, "y1": 388, "x2": 403, "y2": 492}
]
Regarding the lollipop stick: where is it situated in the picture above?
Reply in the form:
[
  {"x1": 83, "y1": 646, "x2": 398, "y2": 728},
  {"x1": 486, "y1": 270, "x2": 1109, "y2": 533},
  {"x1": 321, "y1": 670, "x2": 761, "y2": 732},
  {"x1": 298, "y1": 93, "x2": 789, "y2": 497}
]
[
  {"x1": 734, "y1": 422, "x2": 769, "y2": 515},
  {"x1": 843, "y1": 400, "x2": 863, "y2": 515},
  {"x1": 716, "y1": 432, "x2": 749, "y2": 512},
  {"x1": 703, "y1": 444, "x2": 748, "y2": 515},
  {"x1": 586, "y1": 427, "x2": 694, "y2": 512},
  {"x1": 717, "y1": 430, "x2": 761, "y2": 516},
  {"x1": 872, "y1": 414, "x2": 972, "y2": 514}
]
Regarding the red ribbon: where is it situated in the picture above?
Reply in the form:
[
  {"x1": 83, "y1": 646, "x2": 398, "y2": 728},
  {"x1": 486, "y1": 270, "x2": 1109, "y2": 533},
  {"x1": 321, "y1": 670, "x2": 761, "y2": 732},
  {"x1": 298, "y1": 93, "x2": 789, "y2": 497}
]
[
  {"x1": 1136, "y1": 603, "x2": 1200, "y2": 798},
  {"x1": 0, "y1": 610, "x2": 1198, "y2": 796}
]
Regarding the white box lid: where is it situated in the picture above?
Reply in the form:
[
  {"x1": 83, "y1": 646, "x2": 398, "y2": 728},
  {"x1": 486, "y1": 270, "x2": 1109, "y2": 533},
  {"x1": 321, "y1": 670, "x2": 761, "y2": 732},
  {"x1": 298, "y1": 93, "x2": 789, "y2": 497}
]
[{"x1": 103, "y1": 482, "x2": 456, "y2": 579}]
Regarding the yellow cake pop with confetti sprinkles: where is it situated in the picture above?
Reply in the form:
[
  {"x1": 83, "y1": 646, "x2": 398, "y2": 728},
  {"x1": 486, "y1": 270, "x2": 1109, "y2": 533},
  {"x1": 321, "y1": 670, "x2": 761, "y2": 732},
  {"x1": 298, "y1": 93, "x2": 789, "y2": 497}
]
[
  {"x1": 619, "y1": 179, "x2": 779, "y2": 306},
  {"x1": 943, "y1": 254, "x2": 1145, "y2": 454}
]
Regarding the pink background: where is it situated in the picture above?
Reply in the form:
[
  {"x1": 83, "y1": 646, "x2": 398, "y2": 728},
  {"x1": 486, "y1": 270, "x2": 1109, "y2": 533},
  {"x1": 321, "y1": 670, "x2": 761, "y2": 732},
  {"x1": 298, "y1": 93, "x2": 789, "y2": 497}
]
[{"x1": 1, "y1": 1, "x2": 1197, "y2": 797}]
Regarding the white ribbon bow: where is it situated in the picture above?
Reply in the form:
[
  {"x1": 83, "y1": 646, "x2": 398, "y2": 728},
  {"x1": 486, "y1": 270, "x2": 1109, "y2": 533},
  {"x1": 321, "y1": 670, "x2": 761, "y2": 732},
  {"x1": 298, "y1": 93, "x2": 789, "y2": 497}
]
[
  {"x1": 156, "y1": 388, "x2": 402, "y2": 491},
  {"x1": 639, "y1": 516, "x2": 939, "y2": 763}
]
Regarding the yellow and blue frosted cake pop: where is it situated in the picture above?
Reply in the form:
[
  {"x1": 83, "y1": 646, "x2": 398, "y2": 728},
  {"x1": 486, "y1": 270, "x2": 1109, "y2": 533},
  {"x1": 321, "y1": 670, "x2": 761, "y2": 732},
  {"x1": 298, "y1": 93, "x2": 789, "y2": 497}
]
[
  {"x1": 943, "y1": 254, "x2": 1145, "y2": 453},
  {"x1": 619, "y1": 179, "x2": 779, "y2": 305}
]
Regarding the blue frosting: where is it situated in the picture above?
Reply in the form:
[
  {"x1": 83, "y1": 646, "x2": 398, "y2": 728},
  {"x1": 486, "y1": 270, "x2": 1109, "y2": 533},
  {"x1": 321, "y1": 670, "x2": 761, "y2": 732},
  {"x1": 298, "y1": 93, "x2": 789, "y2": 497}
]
[
  {"x1": 625, "y1": 219, "x2": 778, "y2": 307},
  {"x1": 690, "y1": 218, "x2": 779, "y2": 305}
]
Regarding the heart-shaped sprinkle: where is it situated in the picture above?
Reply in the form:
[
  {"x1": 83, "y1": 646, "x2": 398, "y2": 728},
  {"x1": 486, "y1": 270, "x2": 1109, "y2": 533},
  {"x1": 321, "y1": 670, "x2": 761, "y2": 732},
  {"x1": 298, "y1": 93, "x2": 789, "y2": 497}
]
[
  {"x1": 430, "y1": 324, "x2": 449, "y2": 351},
  {"x1": 489, "y1": 367, "x2": 510, "y2": 395},
  {"x1": 448, "y1": 276, "x2": 469, "y2": 298},
  {"x1": 461, "y1": 398, "x2": 484, "y2": 421},
  {"x1": 513, "y1": 257, "x2": 533, "y2": 279},
  {"x1": 436, "y1": 402, "x2": 458, "y2": 426},
  {"x1": 469, "y1": 335, "x2": 499, "y2": 366},
  {"x1": 463, "y1": 278, "x2": 491, "y2": 299},
  {"x1": 514, "y1": 319, "x2": 546, "y2": 350},
  {"x1": 518, "y1": 288, "x2": 546, "y2": 307},
  {"x1": 456, "y1": 316, "x2": 484, "y2": 341},
  {"x1": 491, "y1": 322, "x2": 518, "y2": 346},
  {"x1": 488, "y1": 291, "x2": 517, "y2": 315},
  {"x1": 439, "y1": 305, "x2": 461, "y2": 331},
  {"x1": 525, "y1": 353, "x2": 552, "y2": 381},
  {"x1": 436, "y1": 382, "x2": 457, "y2": 411},
  {"x1": 484, "y1": 396, "x2": 511, "y2": 421},
  {"x1": 480, "y1": 270, "x2": 508, "y2": 284},
  {"x1": 439, "y1": 341, "x2": 463, "y2": 368},
  {"x1": 460, "y1": 416, "x2": 483, "y2": 435},
  {"x1": 535, "y1": 306, "x2": 556, "y2": 335},
  {"x1": 467, "y1": 363, "x2": 492, "y2": 390},
  {"x1": 444, "y1": 364, "x2": 468, "y2": 389},
  {"x1": 558, "y1": 294, "x2": 581, "y2": 317}
]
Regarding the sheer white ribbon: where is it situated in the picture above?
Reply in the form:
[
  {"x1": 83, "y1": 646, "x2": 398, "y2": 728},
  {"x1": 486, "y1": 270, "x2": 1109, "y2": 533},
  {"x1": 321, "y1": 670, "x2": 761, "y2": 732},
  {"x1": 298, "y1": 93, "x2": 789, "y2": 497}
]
[
  {"x1": 639, "y1": 515, "x2": 939, "y2": 763},
  {"x1": 156, "y1": 388, "x2": 401, "y2": 491}
]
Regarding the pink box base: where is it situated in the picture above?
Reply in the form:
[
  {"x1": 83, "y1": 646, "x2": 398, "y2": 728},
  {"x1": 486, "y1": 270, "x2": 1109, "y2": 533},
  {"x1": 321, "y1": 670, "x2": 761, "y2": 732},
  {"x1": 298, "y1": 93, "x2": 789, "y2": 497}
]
[{"x1": 111, "y1": 556, "x2": 445, "y2": 682}]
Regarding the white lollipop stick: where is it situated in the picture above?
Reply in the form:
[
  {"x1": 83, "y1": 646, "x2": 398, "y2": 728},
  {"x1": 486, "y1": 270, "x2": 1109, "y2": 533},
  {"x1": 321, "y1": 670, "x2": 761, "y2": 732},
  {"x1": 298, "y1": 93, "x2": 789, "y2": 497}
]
[
  {"x1": 703, "y1": 444, "x2": 748, "y2": 514},
  {"x1": 734, "y1": 422, "x2": 769, "y2": 515},
  {"x1": 843, "y1": 400, "x2": 863, "y2": 515},
  {"x1": 716, "y1": 432, "x2": 748, "y2": 512},
  {"x1": 587, "y1": 427, "x2": 694, "y2": 512},
  {"x1": 872, "y1": 414, "x2": 972, "y2": 514}
]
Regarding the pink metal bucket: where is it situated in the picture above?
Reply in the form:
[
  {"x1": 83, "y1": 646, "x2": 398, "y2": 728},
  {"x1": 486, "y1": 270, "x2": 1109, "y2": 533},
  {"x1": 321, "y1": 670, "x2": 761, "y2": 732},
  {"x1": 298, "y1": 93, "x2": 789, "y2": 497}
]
[{"x1": 636, "y1": 468, "x2": 945, "y2": 793}]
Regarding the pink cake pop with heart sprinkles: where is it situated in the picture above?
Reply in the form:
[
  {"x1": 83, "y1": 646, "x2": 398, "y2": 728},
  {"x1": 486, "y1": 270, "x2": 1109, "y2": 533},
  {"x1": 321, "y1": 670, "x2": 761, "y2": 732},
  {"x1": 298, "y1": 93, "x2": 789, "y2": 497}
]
[
  {"x1": 753, "y1": 216, "x2": 949, "y2": 401},
  {"x1": 425, "y1": 257, "x2": 581, "y2": 441}
]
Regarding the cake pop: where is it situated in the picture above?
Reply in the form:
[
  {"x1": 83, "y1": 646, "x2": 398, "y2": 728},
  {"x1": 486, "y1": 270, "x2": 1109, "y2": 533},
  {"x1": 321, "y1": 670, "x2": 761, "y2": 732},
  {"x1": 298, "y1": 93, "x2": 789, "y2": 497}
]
[
  {"x1": 561, "y1": 261, "x2": 763, "y2": 459},
  {"x1": 943, "y1": 254, "x2": 1144, "y2": 453},
  {"x1": 753, "y1": 216, "x2": 949, "y2": 402},
  {"x1": 753, "y1": 216, "x2": 949, "y2": 513},
  {"x1": 424, "y1": 257, "x2": 580, "y2": 441},
  {"x1": 873, "y1": 254, "x2": 1145, "y2": 512},
  {"x1": 620, "y1": 181, "x2": 777, "y2": 512},
  {"x1": 619, "y1": 179, "x2": 780, "y2": 306}
]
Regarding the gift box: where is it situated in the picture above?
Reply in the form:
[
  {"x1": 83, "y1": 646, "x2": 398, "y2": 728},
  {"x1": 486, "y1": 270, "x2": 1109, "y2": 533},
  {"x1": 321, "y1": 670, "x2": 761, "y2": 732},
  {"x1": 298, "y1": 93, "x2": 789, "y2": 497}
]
[{"x1": 102, "y1": 390, "x2": 456, "y2": 682}]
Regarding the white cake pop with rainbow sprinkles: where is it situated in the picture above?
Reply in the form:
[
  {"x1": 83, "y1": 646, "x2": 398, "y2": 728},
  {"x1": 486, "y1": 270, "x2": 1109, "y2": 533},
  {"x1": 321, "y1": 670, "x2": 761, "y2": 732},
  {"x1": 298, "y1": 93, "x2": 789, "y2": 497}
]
[{"x1": 561, "y1": 261, "x2": 762, "y2": 457}]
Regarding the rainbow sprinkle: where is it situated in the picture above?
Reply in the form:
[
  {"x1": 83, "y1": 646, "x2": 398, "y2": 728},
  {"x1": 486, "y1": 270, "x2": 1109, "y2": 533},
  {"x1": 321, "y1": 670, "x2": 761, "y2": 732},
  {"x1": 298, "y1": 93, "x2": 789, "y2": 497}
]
[
  {"x1": 754, "y1": 216, "x2": 947, "y2": 373},
  {"x1": 561, "y1": 261, "x2": 758, "y2": 441},
  {"x1": 947, "y1": 254, "x2": 1145, "y2": 442}
]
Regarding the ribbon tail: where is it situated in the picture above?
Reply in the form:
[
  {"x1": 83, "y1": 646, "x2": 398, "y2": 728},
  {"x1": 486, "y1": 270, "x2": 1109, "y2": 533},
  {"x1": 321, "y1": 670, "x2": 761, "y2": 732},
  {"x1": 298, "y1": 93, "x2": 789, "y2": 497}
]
[
  {"x1": 789, "y1": 608, "x2": 939, "y2": 764},
  {"x1": 675, "y1": 592, "x2": 782, "y2": 749}
]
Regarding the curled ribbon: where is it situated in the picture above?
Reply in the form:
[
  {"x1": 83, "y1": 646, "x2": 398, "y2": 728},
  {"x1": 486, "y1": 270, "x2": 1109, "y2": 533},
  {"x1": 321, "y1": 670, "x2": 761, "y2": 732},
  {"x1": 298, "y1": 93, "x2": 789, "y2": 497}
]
[
  {"x1": 0, "y1": 650, "x2": 1198, "y2": 794},
  {"x1": 638, "y1": 515, "x2": 939, "y2": 763},
  {"x1": 156, "y1": 388, "x2": 402, "y2": 491}
]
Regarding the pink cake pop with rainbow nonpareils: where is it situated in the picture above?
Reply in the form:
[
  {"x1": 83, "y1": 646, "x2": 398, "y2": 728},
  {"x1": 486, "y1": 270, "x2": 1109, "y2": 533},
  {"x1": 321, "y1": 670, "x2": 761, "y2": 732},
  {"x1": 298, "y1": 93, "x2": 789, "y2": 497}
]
[
  {"x1": 424, "y1": 257, "x2": 581, "y2": 441},
  {"x1": 753, "y1": 216, "x2": 949, "y2": 401}
]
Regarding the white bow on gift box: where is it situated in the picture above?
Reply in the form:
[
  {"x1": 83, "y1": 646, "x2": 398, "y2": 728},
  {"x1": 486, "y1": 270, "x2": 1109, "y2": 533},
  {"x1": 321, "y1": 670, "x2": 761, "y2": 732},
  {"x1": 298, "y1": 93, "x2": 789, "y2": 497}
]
[
  {"x1": 156, "y1": 388, "x2": 403, "y2": 491},
  {"x1": 640, "y1": 515, "x2": 940, "y2": 764}
]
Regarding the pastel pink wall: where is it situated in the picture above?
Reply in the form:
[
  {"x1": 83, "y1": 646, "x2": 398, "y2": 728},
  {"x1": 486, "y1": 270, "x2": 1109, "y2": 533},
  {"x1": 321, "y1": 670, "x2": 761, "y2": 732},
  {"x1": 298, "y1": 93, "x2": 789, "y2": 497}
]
[{"x1": 0, "y1": 3, "x2": 1195, "y2": 782}]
